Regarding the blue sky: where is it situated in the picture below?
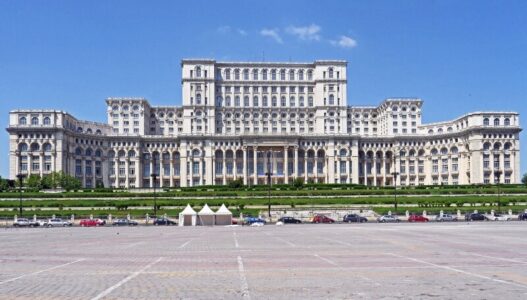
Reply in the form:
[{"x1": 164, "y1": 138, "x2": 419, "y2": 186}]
[{"x1": 1, "y1": 0, "x2": 526, "y2": 178}]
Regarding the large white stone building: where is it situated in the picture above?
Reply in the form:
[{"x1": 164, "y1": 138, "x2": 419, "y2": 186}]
[{"x1": 6, "y1": 59, "x2": 522, "y2": 188}]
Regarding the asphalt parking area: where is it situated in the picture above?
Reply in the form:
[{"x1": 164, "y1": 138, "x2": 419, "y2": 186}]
[{"x1": 1, "y1": 222, "x2": 526, "y2": 299}]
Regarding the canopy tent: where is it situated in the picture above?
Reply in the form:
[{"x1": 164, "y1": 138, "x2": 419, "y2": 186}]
[
  {"x1": 179, "y1": 204, "x2": 197, "y2": 226},
  {"x1": 197, "y1": 204, "x2": 215, "y2": 226},
  {"x1": 215, "y1": 204, "x2": 233, "y2": 225}
]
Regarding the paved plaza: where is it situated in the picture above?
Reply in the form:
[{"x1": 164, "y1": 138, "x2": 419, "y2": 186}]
[{"x1": 1, "y1": 222, "x2": 527, "y2": 299}]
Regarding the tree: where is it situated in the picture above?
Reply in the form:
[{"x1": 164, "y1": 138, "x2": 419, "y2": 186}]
[
  {"x1": 228, "y1": 178, "x2": 244, "y2": 189},
  {"x1": 41, "y1": 174, "x2": 54, "y2": 189},
  {"x1": 522, "y1": 173, "x2": 527, "y2": 185},
  {"x1": 25, "y1": 174, "x2": 42, "y2": 190},
  {"x1": 0, "y1": 176, "x2": 8, "y2": 192},
  {"x1": 293, "y1": 177, "x2": 304, "y2": 189}
]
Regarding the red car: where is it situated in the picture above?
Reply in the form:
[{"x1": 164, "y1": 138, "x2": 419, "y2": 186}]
[
  {"x1": 80, "y1": 219, "x2": 105, "y2": 227},
  {"x1": 408, "y1": 214, "x2": 429, "y2": 222},
  {"x1": 312, "y1": 215, "x2": 335, "y2": 223}
]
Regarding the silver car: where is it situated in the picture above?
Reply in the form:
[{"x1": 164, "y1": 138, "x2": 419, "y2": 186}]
[
  {"x1": 13, "y1": 218, "x2": 31, "y2": 227},
  {"x1": 377, "y1": 215, "x2": 400, "y2": 223},
  {"x1": 45, "y1": 218, "x2": 73, "y2": 227},
  {"x1": 435, "y1": 214, "x2": 458, "y2": 222}
]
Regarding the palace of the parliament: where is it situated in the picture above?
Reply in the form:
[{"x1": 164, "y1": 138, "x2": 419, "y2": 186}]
[{"x1": 7, "y1": 59, "x2": 521, "y2": 188}]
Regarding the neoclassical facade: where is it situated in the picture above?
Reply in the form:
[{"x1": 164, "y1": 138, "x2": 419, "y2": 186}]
[{"x1": 6, "y1": 59, "x2": 522, "y2": 188}]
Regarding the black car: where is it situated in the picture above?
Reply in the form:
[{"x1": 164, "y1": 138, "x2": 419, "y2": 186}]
[
  {"x1": 465, "y1": 213, "x2": 485, "y2": 221},
  {"x1": 153, "y1": 218, "x2": 177, "y2": 226},
  {"x1": 278, "y1": 216, "x2": 302, "y2": 224},
  {"x1": 112, "y1": 219, "x2": 139, "y2": 226},
  {"x1": 518, "y1": 212, "x2": 527, "y2": 221},
  {"x1": 343, "y1": 214, "x2": 368, "y2": 223}
]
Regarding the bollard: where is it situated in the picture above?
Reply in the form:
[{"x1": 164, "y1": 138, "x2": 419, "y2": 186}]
[
  {"x1": 423, "y1": 210, "x2": 427, "y2": 217},
  {"x1": 52, "y1": 214, "x2": 56, "y2": 219},
  {"x1": 71, "y1": 214, "x2": 75, "y2": 223},
  {"x1": 491, "y1": 210, "x2": 495, "y2": 216},
  {"x1": 405, "y1": 210, "x2": 409, "y2": 218},
  {"x1": 89, "y1": 214, "x2": 93, "y2": 220},
  {"x1": 33, "y1": 214, "x2": 37, "y2": 222},
  {"x1": 146, "y1": 213, "x2": 150, "y2": 224},
  {"x1": 127, "y1": 213, "x2": 130, "y2": 220},
  {"x1": 108, "y1": 214, "x2": 112, "y2": 223},
  {"x1": 388, "y1": 210, "x2": 392, "y2": 216},
  {"x1": 457, "y1": 210, "x2": 461, "y2": 218},
  {"x1": 508, "y1": 209, "x2": 512, "y2": 216},
  {"x1": 440, "y1": 210, "x2": 444, "y2": 218},
  {"x1": 14, "y1": 215, "x2": 17, "y2": 223}
]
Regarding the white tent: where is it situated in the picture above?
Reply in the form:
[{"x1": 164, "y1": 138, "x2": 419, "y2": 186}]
[
  {"x1": 215, "y1": 204, "x2": 233, "y2": 225},
  {"x1": 179, "y1": 204, "x2": 197, "y2": 226},
  {"x1": 197, "y1": 204, "x2": 215, "y2": 226}
]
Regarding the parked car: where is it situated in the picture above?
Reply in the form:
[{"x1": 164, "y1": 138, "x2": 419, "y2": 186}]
[
  {"x1": 153, "y1": 218, "x2": 177, "y2": 226},
  {"x1": 278, "y1": 216, "x2": 302, "y2": 224},
  {"x1": 343, "y1": 214, "x2": 368, "y2": 223},
  {"x1": 13, "y1": 218, "x2": 31, "y2": 227},
  {"x1": 80, "y1": 219, "x2": 98, "y2": 227},
  {"x1": 408, "y1": 214, "x2": 429, "y2": 222},
  {"x1": 45, "y1": 218, "x2": 73, "y2": 227},
  {"x1": 377, "y1": 215, "x2": 400, "y2": 223},
  {"x1": 244, "y1": 217, "x2": 266, "y2": 225},
  {"x1": 485, "y1": 213, "x2": 512, "y2": 221},
  {"x1": 112, "y1": 219, "x2": 138, "y2": 226},
  {"x1": 518, "y1": 213, "x2": 527, "y2": 221},
  {"x1": 465, "y1": 213, "x2": 485, "y2": 221},
  {"x1": 435, "y1": 214, "x2": 458, "y2": 222},
  {"x1": 312, "y1": 215, "x2": 335, "y2": 223}
]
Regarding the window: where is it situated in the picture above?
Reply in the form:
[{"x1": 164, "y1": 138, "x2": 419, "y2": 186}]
[
  {"x1": 281, "y1": 96, "x2": 286, "y2": 106},
  {"x1": 298, "y1": 70, "x2": 304, "y2": 80},
  {"x1": 244, "y1": 96, "x2": 250, "y2": 107},
  {"x1": 328, "y1": 68, "x2": 334, "y2": 78},
  {"x1": 262, "y1": 96, "x2": 268, "y2": 107},
  {"x1": 43, "y1": 117, "x2": 51, "y2": 125},
  {"x1": 504, "y1": 118, "x2": 510, "y2": 126},
  {"x1": 452, "y1": 158, "x2": 458, "y2": 172},
  {"x1": 290, "y1": 96, "x2": 295, "y2": 107},
  {"x1": 280, "y1": 69, "x2": 286, "y2": 80},
  {"x1": 195, "y1": 66, "x2": 201, "y2": 77},
  {"x1": 271, "y1": 69, "x2": 276, "y2": 80},
  {"x1": 262, "y1": 69, "x2": 268, "y2": 80},
  {"x1": 234, "y1": 69, "x2": 240, "y2": 80},
  {"x1": 253, "y1": 96, "x2": 259, "y2": 107},
  {"x1": 483, "y1": 118, "x2": 489, "y2": 126},
  {"x1": 225, "y1": 69, "x2": 231, "y2": 80},
  {"x1": 483, "y1": 154, "x2": 490, "y2": 169},
  {"x1": 252, "y1": 69, "x2": 258, "y2": 80},
  {"x1": 289, "y1": 70, "x2": 294, "y2": 80},
  {"x1": 31, "y1": 117, "x2": 39, "y2": 125},
  {"x1": 493, "y1": 155, "x2": 500, "y2": 169},
  {"x1": 196, "y1": 94, "x2": 201, "y2": 105},
  {"x1": 494, "y1": 118, "x2": 500, "y2": 126},
  {"x1": 235, "y1": 96, "x2": 240, "y2": 106},
  {"x1": 329, "y1": 94, "x2": 334, "y2": 105},
  {"x1": 307, "y1": 70, "x2": 313, "y2": 80},
  {"x1": 19, "y1": 117, "x2": 27, "y2": 125},
  {"x1": 272, "y1": 96, "x2": 277, "y2": 107},
  {"x1": 308, "y1": 96, "x2": 314, "y2": 106},
  {"x1": 432, "y1": 159, "x2": 438, "y2": 173},
  {"x1": 243, "y1": 69, "x2": 249, "y2": 80}
]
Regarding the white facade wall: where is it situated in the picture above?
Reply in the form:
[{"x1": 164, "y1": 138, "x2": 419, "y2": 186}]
[{"x1": 6, "y1": 59, "x2": 522, "y2": 188}]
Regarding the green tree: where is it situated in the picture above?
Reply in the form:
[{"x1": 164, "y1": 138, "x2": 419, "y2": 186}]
[
  {"x1": 0, "y1": 176, "x2": 8, "y2": 192},
  {"x1": 293, "y1": 177, "x2": 304, "y2": 189},
  {"x1": 41, "y1": 174, "x2": 54, "y2": 189},
  {"x1": 25, "y1": 174, "x2": 42, "y2": 190},
  {"x1": 228, "y1": 178, "x2": 244, "y2": 189},
  {"x1": 522, "y1": 173, "x2": 527, "y2": 185}
]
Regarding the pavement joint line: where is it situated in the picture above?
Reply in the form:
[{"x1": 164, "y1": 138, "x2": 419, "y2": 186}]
[
  {"x1": 233, "y1": 232, "x2": 239, "y2": 248},
  {"x1": 178, "y1": 240, "x2": 192, "y2": 249},
  {"x1": 461, "y1": 252, "x2": 527, "y2": 265},
  {"x1": 0, "y1": 258, "x2": 85, "y2": 285},
  {"x1": 90, "y1": 257, "x2": 163, "y2": 300},
  {"x1": 385, "y1": 252, "x2": 527, "y2": 290},
  {"x1": 237, "y1": 256, "x2": 251, "y2": 300},
  {"x1": 123, "y1": 241, "x2": 145, "y2": 249},
  {"x1": 313, "y1": 254, "x2": 381, "y2": 286},
  {"x1": 263, "y1": 231, "x2": 296, "y2": 247}
]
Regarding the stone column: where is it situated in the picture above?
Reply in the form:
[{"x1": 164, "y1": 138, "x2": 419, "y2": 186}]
[
  {"x1": 284, "y1": 147, "x2": 289, "y2": 184},
  {"x1": 253, "y1": 147, "x2": 258, "y2": 185},
  {"x1": 314, "y1": 152, "x2": 318, "y2": 184},
  {"x1": 39, "y1": 153, "x2": 44, "y2": 177},
  {"x1": 125, "y1": 159, "x2": 130, "y2": 188},
  {"x1": 294, "y1": 147, "x2": 299, "y2": 179},
  {"x1": 222, "y1": 150, "x2": 227, "y2": 185},
  {"x1": 373, "y1": 157, "x2": 377, "y2": 186},
  {"x1": 180, "y1": 153, "x2": 188, "y2": 187},
  {"x1": 304, "y1": 151, "x2": 308, "y2": 183},
  {"x1": 189, "y1": 156, "x2": 194, "y2": 187},
  {"x1": 243, "y1": 147, "x2": 248, "y2": 185},
  {"x1": 149, "y1": 157, "x2": 154, "y2": 188},
  {"x1": 169, "y1": 152, "x2": 174, "y2": 187}
]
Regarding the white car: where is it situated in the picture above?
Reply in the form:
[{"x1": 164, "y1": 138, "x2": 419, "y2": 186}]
[
  {"x1": 377, "y1": 215, "x2": 400, "y2": 223},
  {"x1": 485, "y1": 213, "x2": 512, "y2": 221},
  {"x1": 45, "y1": 218, "x2": 73, "y2": 227}
]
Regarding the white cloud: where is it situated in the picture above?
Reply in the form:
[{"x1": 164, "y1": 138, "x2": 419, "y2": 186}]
[
  {"x1": 217, "y1": 26, "x2": 247, "y2": 36},
  {"x1": 286, "y1": 24, "x2": 321, "y2": 41},
  {"x1": 260, "y1": 28, "x2": 283, "y2": 43},
  {"x1": 330, "y1": 35, "x2": 357, "y2": 49}
]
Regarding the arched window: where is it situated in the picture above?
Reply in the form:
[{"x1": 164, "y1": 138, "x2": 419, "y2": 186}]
[
  {"x1": 280, "y1": 96, "x2": 286, "y2": 106},
  {"x1": 128, "y1": 150, "x2": 136, "y2": 157},
  {"x1": 450, "y1": 146, "x2": 458, "y2": 154},
  {"x1": 252, "y1": 69, "x2": 258, "y2": 80},
  {"x1": 428, "y1": 129, "x2": 434, "y2": 134},
  {"x1": 339, "y1": 149, "x2": 347, "y2": 156},
  {"x1": 271, "y1": 69, "x2": 277, "y2": 80},
  {"x1": 483, "y1": 142, "x2": 491, "y2": 151},
  {"x1": 280, "y1": 69, "x2": 286, "y2": 80},
  {"x1": 431, "y1": 148, "x2": 438, "y2": 156},
  {"x1": 298, "y1": 70, "x2": 304, "y2": 80},
  {"x1": 85, "y1": 148, "x2": 92, "y2": 156},
  {"x1": 31, "y1": 117, "x2": 39, "y2": 125},
  {"x1": 289, "y1": 69, "x2": 295, "y2": 80},
  {"x1": 19, "y1": 117, "x2": 27, "y2": 125},
  {"x1": 290, "y1": 96, "x2": 295, "y2": 107},
  {"x1": 234, "y1": 69, "x2": 240, "y2": 80},
  {"x1": 30, "y1": 143, "x2": 40, "y2": 151},
  {"x1": 494, "y1": 118, "x2": 500, "y2": 126},
  {"x1": 440, "y1": 147, "x2": 448, "y2": 155},
  {"x1": 328, "y1": 68, "x2": 334, "y2": 79},
  {"x1": 43, "y1": 143, "x2": 52, "y2": 152},
  {"x1": 43, "y1": 117, "x2": 51, "y2": 125},
  {"x1": 192, "y1": 149, "x2": 200, "y2": 157},
  {"x1": 216, "y1": 96, "x2": 223, "y2": 107},
  {"x1": 195, "y1": 66, "x2": 201, "y2": 77},
  {"x1": 329, "y1": 94, "x2": 335, "y2": 105},
  {"x1": 95, "y1": 129, "x2": 102, "y2": 135},
  {"x1": 262, "y1": 69, "x2": 268, "y2": 80},
  {"x1": 244, "y1": 96, "x2": 250, "y2": 107},
  {"x1": 118, "y1": 150, "x2": 126, "y2": 158},
  {"x1": 195, "y1": 94, "x2": 201, "y2": 105},
  {"x1": 504, "y1": 118, "x2": 510, "y2": 126},
  {"x1": 75, "y1": 147, "x2": 82, "y2": 156},
  {"x1": 308, "y1": 96, "x2": 314, "y2": 106},
  {"x1": 225, "y1": 69, "x2": 231, "y2": 80},
  {"x1": 235, "y1": 96, "x2": 240, "y2": 106},
  {"x1": 123, "y1": 105, "x2": 129, "y2": 111},
  {"x1": 243, "y1": 69, "x2": 249, "y2": 80},
  {"x1": 272, "y1": 96, "x2": 277, "y2": 107},
  {"x1": 253, "y1": 96, "x2": 259, "y2": 107},
  {"x1": 19, "y1": 143, "x2": 28, "y2": 152},
  {"x1": 299, "y1": 96, "x2": 305, "y2": 107},
  {"x1": 483, "y1": 118, "x2": 490, "y2": 126},
  {"x1": 307, "y1": 70, "x2": 313, "y2": 80},
  {"x1": 95, "y1": 149, "x2": 102, "y2": 157},
  {"x1": 262, "y1": 96, "x2": 268, "y2": 107},
  {"x1": 225, "y1": 96, "x2": 231, "y2": 106}
]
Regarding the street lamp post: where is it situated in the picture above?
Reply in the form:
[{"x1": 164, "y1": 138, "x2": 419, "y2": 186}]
[
  {"x1": 16, "y1": 174, "x2": 25, "y2": 217},
  {"x1": 495, "y1": 170, "x2": 502, "y2": 213},
  {"x1": 391, "y1": 171, "x2": 399, "y2": 213},
  {"x1": 265, "y1": 151, "x2": 273, "y2": 218}
]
